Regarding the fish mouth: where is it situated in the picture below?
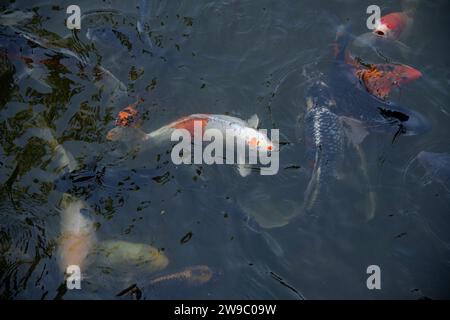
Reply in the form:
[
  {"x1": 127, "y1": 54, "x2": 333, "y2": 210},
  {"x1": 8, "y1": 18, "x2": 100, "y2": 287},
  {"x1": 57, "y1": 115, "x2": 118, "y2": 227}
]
[{"x1": 373, "y1": 24, "x2": 389, "y2": 38}]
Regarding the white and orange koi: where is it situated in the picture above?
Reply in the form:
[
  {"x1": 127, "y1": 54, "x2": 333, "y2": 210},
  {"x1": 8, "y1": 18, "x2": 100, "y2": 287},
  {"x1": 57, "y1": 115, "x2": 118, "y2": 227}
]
[
  {"x1": 107, "y1": 113, "x2": 275, "y2": 176},
  {"x1": 57, "y1": 196, "x2": 97, "y2": 275}
]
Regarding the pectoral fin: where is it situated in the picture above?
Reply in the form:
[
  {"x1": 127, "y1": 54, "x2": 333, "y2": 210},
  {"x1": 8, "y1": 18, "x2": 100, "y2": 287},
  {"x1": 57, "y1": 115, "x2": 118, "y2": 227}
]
[
  {"x1": 237, "y1": 164, "x2": 252, "y2": 177},
  {"x1": 340, "y1": 116, "x2": 369, "y2": 145}
]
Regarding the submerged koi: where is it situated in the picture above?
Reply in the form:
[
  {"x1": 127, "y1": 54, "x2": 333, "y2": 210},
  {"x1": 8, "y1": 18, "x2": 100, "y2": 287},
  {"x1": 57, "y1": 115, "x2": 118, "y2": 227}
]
[
  {"x1": 150, "y1": 265, "x2": 213, "y2": 286},
  {"x1": 94, "y1": 240, "x2": 169, "y2": 273},
  {"x1": 57, "y1": 196, "x2": 97, "y2": 273}
]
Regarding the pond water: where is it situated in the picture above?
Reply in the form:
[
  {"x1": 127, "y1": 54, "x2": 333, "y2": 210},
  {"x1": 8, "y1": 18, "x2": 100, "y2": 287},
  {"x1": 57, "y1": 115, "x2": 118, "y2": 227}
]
[{"x1": 0, "y1": 0, "x2": 449, "y2": 299}]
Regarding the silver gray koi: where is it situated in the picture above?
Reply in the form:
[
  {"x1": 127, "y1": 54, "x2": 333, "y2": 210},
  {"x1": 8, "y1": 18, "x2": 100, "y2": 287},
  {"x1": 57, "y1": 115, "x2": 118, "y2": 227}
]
[{"x1": 303, "y1": 81, "x2": 344, "y2": 212}]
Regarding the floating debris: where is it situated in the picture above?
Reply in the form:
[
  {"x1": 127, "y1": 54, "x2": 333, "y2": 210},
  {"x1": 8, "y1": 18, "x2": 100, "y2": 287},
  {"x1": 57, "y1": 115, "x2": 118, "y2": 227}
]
[
  {"x1": 116, "y1": 283, "x2": 142, "y2": 300},
  {"x1": 180, "y1": 231, "x2": 193, "y2": 244}
]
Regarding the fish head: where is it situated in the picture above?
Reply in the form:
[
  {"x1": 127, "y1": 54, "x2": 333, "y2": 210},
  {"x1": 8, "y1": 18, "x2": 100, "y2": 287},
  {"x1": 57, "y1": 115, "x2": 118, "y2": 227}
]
[
  {"x1": 373, "y1": 22, "x2": 393, "y2": 38},
  {"x1": 246, "y1": 129, "x2": 276, "y2": 152},
  {"x1": 373, "y1": 12, "x2": 409, "y2": 40}
]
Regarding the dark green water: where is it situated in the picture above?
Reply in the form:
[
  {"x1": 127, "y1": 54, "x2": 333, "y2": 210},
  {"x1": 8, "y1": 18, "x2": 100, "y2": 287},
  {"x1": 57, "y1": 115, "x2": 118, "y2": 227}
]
[{"x1": 1, "y1": 0, "x2": 449, "y2": 299}]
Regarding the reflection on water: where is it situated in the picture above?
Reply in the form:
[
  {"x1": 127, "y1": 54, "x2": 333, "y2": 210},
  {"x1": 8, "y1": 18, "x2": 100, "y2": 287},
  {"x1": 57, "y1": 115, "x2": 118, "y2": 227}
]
[{"x1": 1, "y1": 0, "x2": 450, "y2": 299}]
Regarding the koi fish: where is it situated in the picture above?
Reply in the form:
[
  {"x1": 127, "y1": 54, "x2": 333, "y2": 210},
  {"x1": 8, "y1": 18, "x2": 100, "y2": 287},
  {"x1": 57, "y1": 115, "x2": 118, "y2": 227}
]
[
  {"x1": 149, "y1": 265, "x2": 213, "y2": 286},
  {"x1": 353, "y1": 11, "x2": 414, "y2": 57},
  {"x1": 330, "y1": 23, "x2": 430, "y2": 138},
  {"x1": 335, "y1": 30, "x2": 422, "y2": 100},
  {"x1": 302, "y1": 23, "x2": 429, "y2": 212},
  {"x1": 303, "y1": 81, "x2": 344, "y2": 211},
  {"x1": 373, "y1": 12, "x2": 412, "y2": 41},
  {"x1": 94, "y1": 240, "x2": 169, "y2": 274},
  {"x1": 107, "y1": 113, "x2": 274, "y2": 177},
  {"x1": 57, "y1": 196, "x2": 97, "y2": 274}
]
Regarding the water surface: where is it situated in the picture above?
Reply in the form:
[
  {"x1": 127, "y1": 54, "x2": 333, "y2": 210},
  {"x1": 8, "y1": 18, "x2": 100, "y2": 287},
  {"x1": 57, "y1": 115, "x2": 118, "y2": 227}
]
[{"x1": 1, "y1": 0, "x2": 449, "y2": 299}]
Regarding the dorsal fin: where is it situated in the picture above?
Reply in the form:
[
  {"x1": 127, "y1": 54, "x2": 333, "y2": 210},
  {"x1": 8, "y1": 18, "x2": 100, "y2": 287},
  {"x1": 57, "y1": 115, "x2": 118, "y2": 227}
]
[{"x1": 247, "y1": 114, "x2": 259, "y2": 129}]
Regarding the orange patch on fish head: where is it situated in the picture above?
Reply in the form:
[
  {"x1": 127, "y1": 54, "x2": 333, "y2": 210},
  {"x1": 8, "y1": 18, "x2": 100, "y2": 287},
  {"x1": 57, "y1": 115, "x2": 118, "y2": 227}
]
[{"x1": 248, "y1": 137, "x2": 260, "y2": 148}]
